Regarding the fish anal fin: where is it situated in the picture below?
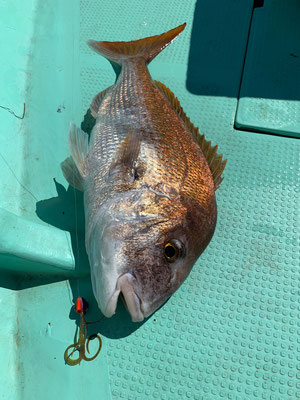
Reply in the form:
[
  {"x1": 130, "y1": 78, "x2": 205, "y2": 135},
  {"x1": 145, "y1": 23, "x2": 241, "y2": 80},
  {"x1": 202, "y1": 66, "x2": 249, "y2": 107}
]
[
  {"x1": 155, "y1": 80, "x2": 227, "y2": 190},
  {"x1": 90, "y1": 86, "x2": 112, "y2": 118},
  {"x1": 61, "y1": 157, "x2": 84, "y2": 191},
  {"x1": 69, "y1": 122, "x2": 89, "y2": 178}
]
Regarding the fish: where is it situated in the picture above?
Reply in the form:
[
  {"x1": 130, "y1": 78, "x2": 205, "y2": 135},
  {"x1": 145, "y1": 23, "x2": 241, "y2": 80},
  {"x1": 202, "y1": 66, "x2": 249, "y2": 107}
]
[{"x1": 61, "y1": 23, "x2": 226, "y2": 322}]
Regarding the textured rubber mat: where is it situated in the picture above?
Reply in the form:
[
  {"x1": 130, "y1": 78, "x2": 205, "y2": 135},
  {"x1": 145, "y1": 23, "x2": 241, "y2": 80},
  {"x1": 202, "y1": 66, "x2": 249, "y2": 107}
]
[
  {"x1": 235, "y1": 0, "x2": 300, "y2": 138},
  {"x1": 0, "y1": 0, "x2": 299, "y2": 399}
]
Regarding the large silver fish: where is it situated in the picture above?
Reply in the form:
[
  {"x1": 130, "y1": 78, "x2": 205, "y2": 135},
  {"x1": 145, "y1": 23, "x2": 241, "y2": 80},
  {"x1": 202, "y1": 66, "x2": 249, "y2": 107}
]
[{"x1": 61, "y1": 24, "x2": 226, "y2": 322}]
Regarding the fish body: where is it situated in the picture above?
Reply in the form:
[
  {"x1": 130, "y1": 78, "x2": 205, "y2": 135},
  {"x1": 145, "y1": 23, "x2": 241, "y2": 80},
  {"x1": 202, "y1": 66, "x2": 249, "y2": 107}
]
[{"x1": 62, "y1": 24, "x2": 226, "y2": 322}]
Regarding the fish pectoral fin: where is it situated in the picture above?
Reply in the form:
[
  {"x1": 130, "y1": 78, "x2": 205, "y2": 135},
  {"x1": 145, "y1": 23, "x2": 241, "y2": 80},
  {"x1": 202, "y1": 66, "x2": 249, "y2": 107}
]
[
  {"x1": 68, "y1": 122, "x2": 89, "y2": 178},
  {"x1": 61, "y1": 156, "x2": 84, "y2": 191},
  {"x1": 109, "y1": 131, "x2": 142, "y2": 179},
  {"x1": 154, "y1": 80, "x2": 227, "y2": 190},
  {"x1": 90, "y1": 86, "x2": 112, "y2": 118}
]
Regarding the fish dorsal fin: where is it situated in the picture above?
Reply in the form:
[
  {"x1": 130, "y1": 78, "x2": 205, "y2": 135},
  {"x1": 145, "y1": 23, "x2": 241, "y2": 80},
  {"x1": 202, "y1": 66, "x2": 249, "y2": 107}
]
[
  {"x1": 109, "y1": 131, "x2": 142, "y2": 179},
  {"x1": 88, "y1": 23, "x2": 186, "y2": 65},
  {"x1": 155, "y1": 81, "x2": 227, "y2": 189},
  {"x1": 68, "y1": 122, "x2": 89, "y2": 178}
]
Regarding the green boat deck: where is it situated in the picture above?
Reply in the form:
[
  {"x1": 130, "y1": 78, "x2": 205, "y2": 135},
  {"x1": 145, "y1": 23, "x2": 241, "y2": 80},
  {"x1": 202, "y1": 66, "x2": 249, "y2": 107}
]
[{"x1": 0, "y1": 0, "x2": 299, "y2": 399}]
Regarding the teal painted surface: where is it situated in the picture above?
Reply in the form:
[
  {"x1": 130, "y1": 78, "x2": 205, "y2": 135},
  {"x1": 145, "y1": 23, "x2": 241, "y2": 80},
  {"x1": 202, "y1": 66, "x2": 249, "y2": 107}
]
[
  {"x1": 0, "y1": 278, "x2": 111, "y2": 400},
  {"x1": 0, "y1": 0, "x2": 83, "y2": 275},
  {"x1": 236, "y1": 0, "x2": 300, "y2": 138},
  {"x1": 0, "y1": 1, "x2": 110, "y2": 399},
  {"x1": 0, "y1": 1, "x2": 300, "y2": 400}
]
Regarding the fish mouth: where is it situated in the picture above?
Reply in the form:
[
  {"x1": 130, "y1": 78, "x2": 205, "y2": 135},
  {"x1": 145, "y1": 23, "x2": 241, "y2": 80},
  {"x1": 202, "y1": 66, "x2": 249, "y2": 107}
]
[{"x1": 104, "y1": 272, "x2": 144, "y2": 322}]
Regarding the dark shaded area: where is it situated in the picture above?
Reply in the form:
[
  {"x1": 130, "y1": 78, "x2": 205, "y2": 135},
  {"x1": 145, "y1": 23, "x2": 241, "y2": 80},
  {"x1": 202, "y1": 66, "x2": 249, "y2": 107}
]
[
  {"x1": 236, "y1": 0, "x2": 300, "y2": 102},
  {"x1": 187, "y1": 0, "x2": 300, "y2": 102},
  {"x1": 253, "y1": 0, "x2": 264, "y2": 7},
  {"x1": 81, "y1": 108, "x2": 96, "y2": 136},
  {"x1": 109, "y1": 60, "x2": 121, "y2": 81},
  {"x1": 186, "y1": 0, "x2": 254, "y2": 97},
  {"x1": 0, "y1": 269, "x2": 23, "y2": 291},
  {"x1": 233, "y1": 125, "x2": 299, "y2": 140},
  {"x1": 0, "y1": 265, "x2": 69, "y2": 291},
  {"x1": 84, "y1": 303, "x2": 152, "y2": 339},
  {"x1": 36, "y1": 179, "x2": 89, "y2": 275},
  {"x1": 37, "y1": 179, "x2": 85, "y2": 233}
]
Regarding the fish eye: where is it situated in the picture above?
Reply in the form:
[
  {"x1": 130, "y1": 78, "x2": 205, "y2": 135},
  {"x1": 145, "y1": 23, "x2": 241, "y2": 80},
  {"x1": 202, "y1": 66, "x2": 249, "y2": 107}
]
[{"x1": 164, "y1": 240, "x2": 183, "y2": 263}]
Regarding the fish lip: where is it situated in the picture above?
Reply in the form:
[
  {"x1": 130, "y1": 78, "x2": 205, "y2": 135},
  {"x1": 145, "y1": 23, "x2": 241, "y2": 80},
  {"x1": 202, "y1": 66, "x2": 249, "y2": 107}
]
[
  {"x1": 104, "y1": 272, "x2": 144, "y2": 322},
  {"x1": 103, "y1": 287, "x2": 121, "y2": 318}
]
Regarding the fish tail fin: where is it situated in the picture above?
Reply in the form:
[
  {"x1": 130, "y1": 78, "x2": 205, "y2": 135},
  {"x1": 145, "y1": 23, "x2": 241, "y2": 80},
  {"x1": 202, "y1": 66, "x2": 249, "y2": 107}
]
[{"x1": 88, "y1": 23, "x2": 186, "y2": 65}]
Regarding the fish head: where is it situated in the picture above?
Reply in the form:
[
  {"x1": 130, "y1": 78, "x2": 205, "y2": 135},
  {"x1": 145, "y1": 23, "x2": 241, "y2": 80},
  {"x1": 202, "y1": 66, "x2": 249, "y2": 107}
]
[{"x1": 87, "y1": 190, "x2": 216, "y2": 322}]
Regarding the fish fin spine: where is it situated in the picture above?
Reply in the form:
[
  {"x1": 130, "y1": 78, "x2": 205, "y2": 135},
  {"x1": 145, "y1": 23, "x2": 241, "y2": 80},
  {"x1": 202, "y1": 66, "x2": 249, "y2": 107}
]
[
  {"x1": 88, "y1": 23, "x2": 186, "y2": 65},
  {"x1": 154, "y1": 80, "x2": 227, "y2": 190},
  {"x1": 68, "y1": 122, "x2": 89, "y2": 178},
  {"x1": 61, "y1": 156, "x2": 84, "y2": 191}
]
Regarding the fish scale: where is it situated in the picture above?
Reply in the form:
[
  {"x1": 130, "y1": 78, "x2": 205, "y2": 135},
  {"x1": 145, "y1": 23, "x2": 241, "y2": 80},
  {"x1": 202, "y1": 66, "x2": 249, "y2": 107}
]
[
  {"x1": 61, "y1": 24, "x2": 226, "y2": 322},
  {"x1": 87, "y1": 60, "x2": 190, "y2": 216}
]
